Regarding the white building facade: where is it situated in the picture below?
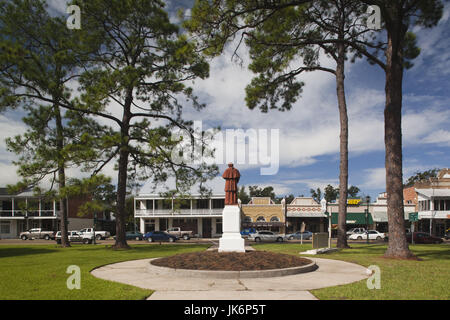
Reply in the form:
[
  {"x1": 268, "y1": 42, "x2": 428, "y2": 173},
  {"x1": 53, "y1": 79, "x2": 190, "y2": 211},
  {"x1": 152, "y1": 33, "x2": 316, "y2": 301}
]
[
  {"x1": 404, "y1": 168, "x2": 450, "y2": 237},
  {"x1": 134, "y1": 194, "x2": 226, "y2": 238},
  {"x1": 0, "y1": 189, "x2": 59, "y2": 239}
]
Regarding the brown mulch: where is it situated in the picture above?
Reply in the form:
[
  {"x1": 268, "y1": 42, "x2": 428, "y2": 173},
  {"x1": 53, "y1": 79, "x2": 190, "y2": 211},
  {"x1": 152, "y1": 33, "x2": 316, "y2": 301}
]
[{"x1": 151, "y1": 251, "x2": 313, "y2": 271}]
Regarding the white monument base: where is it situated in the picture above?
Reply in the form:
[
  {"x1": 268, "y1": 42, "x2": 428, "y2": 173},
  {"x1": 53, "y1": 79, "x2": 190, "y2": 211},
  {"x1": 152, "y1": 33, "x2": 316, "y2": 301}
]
[{"x1": 218, "y1": 205, "x2": 245, "y2": 253}]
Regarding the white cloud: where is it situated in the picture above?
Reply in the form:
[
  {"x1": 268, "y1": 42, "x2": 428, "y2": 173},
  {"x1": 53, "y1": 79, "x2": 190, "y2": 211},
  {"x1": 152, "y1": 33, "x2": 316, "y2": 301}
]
[
  {"x1": 361, "y1": 168, "x2": 386, "y2": 190},
  {"x1": 421, "y1": 129, "x2": 450, "y2": 146}
]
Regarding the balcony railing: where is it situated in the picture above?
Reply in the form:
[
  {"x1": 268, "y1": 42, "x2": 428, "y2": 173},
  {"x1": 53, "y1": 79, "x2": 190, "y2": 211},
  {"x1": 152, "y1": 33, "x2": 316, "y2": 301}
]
[
  {"x1": 0, "y1": 210, "x2": 57, "y2": 217},
  {"x1": 135, "y1": 208, "x2": 224, "y2": 217}
]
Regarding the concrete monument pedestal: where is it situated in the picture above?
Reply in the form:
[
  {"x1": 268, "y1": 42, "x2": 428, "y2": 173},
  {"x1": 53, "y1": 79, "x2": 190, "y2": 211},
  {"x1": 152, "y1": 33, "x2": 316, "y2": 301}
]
[{"x1": 219, "y1": 205, "x2": 245, "y2": 253}]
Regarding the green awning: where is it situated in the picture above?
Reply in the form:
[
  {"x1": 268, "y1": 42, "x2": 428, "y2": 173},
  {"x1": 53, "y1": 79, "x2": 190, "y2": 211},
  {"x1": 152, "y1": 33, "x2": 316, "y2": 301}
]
[{"x1": 330, "y1": 212, "x2": 373, "y2": 225}]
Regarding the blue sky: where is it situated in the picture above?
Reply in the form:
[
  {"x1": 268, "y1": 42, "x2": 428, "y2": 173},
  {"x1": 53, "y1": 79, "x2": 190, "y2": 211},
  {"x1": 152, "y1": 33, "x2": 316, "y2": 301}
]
[{"x1": 0, "y1": 1, "x2": 449, "y2": 200}]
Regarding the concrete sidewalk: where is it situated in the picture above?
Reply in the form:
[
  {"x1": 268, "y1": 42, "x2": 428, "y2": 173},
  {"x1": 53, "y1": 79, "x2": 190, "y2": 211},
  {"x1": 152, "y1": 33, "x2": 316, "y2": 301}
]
[{"x1": 91, "y1": 257, "x2": 369, "y2": 300}]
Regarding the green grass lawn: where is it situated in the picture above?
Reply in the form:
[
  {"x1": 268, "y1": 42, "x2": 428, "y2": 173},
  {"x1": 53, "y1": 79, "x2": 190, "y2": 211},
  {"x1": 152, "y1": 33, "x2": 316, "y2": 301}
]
[
  {"x1": 1, "y1": 242, "x2": 449, "y2": 300},
  {"x1": 0, "y1": 243, "x2": 209, "y2": 300},
  {"x1": 253, "y1": 242, "x2": 450, "y2": 300}
]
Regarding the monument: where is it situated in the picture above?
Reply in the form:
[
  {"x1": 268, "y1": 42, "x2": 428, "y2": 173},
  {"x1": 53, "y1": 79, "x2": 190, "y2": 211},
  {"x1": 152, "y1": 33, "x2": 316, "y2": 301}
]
[{"x1": 219, "y1": 163, "x2": 245, "y2": 253}]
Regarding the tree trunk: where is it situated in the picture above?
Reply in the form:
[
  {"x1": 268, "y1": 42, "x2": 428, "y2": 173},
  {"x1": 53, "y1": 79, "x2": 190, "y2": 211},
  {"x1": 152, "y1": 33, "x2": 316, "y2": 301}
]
[
  {"x1": 113, "y1": 91, "x2": 133, "y2": 250},
  {"x1": 114, "y1": 148, "x2": 130, "y2": 249},
  {"x1": 54, "y1": 104, "x2": 70, "y2": 248},
  {"x1": 335, "y1": 42, "x2": 350, "y2": 249},
  {"x1": 383, "y1": 19, "x2": 414, "y2": 259}
]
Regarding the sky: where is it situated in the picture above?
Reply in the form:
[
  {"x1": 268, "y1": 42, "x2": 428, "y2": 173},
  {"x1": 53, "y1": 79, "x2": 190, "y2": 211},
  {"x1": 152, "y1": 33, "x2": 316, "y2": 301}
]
[{"x1": 0, "y1": 1, "x2": 449, "y2": 200}]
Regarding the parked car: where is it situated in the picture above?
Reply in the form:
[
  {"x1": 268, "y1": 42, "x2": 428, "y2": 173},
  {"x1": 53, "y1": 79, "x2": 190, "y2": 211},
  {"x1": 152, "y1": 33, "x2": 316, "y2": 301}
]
[
  {"x1": 143, "y1": 231, "x2": 177, "y2": 243},
  {"x1": 79, "y1": 228, "x2": 111, "y2": 240},
  {"x1": 248, "y1": 230, "x2": 286, "y2": 242},
  {"x1": 240, "y1": 228, "x2": 257, "y2": 237},
  {"x1": 20, "y1": 228, "x2": 55, "y2": 240},
  {"x1": 348, "y1": 230, "x2": 385, "y2": 240},
  {"x1": 113, "y1": 231, "x2": 143, "y2": 241},
  {"x1": 165, "y1": 227, "x2": 193, "y2": 240},
  {"x1": 286, "y1": 231, "x2": 313, "y2": 240},
  {"x1": 346, "y1": 228, "x2": 366, "y2": 237},
  {"x1": 55, "y1": 231, "x2": 94, "y2": 244},
  {"x1": 406, "y1": 232, "x2": 443, "y2": 244}
]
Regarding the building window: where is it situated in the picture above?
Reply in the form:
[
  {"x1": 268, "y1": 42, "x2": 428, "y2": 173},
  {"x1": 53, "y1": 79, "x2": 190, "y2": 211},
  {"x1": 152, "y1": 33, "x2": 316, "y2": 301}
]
[
  {"x1": 0, "y1": 221, "x2": 10, "y2": 234},
  {"x1": 243, "y1": 216, "x2": 252, "y2": 222},
  {"x1": 197, "y1": 199, "x2": 209, "y2": 209},
  {"x1": 419, "y1": 200, "x2": 430, "y2": 211},
  {"x1": 270, "y1": 216, "x2": 280, "y2": 222},
  {"x1": 256, "y1": 216, "x2": 266, "y2": 222},
  {"x1": 216, "y1": 219, "x2": 222, "y2": 234},
  {"x1": 42, "y1": 201, "x2": 53, "y2": 211},
  {"x1": 212, "y1": 199, "x2": 225, "y2": 209},
  {"x1": 1, "y1": 200, "x2": 12, "y2": 211}
]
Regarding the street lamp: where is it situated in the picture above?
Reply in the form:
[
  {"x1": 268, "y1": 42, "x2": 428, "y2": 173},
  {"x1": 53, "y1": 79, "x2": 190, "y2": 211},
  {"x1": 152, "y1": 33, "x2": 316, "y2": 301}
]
[
  {"x1": 321, "y1": 198, "x2": 331, "y2": 248},
  {"x1": 283, "y1": 197, "x2": 287, "y2": 235},
  {"x1": 365, "y1": 195, "x2": 371, "y2": 244}
]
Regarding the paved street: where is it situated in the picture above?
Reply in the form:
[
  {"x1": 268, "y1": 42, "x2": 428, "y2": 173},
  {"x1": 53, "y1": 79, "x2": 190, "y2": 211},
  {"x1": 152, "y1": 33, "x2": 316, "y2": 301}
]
[{"x1": 1, "y1": 237, "x2": 448, "y2": 245}]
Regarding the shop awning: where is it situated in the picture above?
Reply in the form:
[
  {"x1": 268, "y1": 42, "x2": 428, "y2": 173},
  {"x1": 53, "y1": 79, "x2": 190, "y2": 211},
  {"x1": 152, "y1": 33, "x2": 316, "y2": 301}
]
[{"x1": 330, "y1": 212, "x2": 373, "y2": 225}]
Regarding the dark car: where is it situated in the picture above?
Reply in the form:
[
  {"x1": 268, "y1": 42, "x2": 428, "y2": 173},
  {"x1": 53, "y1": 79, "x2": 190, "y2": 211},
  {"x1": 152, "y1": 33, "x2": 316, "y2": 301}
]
[
  {"x1": 143, "y1": 231, "x2": 177, "y2": 243},
  {"x1": 406, "y1": 232, "x2": 443, "y2": 244},
  {"x1": 114, "y1": 231, "x2": 144, "y2": 241},
  {"x1": 287, "y1": 231, "x2": 313, "y2": 240}
]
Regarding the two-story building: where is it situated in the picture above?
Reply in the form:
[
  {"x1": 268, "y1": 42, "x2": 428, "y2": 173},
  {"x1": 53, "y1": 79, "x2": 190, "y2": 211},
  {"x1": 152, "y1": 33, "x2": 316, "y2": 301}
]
[
  {"x1": 135, "y1": 193, "x2": 226, "y2": 238},
  {"x1": 0, "y1": 188, "x2": 110, "y2": 239},
  {"x1": 403, "y1": 168, "x2": 450, "y2": 237}
]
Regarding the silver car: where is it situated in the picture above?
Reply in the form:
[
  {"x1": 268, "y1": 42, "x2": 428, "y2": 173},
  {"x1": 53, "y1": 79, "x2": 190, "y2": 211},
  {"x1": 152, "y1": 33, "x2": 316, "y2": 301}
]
[{"x1": 248, "y1": 230, "x2": 286, "y2": 242}]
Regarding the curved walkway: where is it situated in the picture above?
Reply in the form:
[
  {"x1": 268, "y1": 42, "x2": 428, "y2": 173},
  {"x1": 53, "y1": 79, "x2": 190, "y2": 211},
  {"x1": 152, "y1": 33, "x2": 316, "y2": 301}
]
[{"x1": 91, "y1": 257, "x2": 369, "y2": 300}]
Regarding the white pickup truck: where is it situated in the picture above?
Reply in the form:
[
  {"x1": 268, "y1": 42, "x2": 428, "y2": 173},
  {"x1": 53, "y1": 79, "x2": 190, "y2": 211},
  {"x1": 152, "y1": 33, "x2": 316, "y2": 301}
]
[
  {"x1": 79, "y1": 228, "x2": 111, "y2": 240},
  {"x1": 165, "y1": 227, "x2": 193, "y2": 240},
  {"x1": 20, "y1": 228, "x2": 55, "y2": 240},
  {"x1": 55, "y1": 231, "x2": 94, "y2": 244}
]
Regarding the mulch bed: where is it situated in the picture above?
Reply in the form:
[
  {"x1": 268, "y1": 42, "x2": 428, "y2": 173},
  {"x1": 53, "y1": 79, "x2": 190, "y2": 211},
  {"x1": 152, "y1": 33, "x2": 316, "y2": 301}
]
[{"x1": 151, "y1": 251, "x2": 312, "y2": 271}]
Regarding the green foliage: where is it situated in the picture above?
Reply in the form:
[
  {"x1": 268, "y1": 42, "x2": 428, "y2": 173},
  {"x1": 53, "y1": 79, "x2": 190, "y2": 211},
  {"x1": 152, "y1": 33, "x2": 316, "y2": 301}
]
[
  {"x1": 237, "y1": 186, "x2": 251, "y2": 204},
  {"x1": 310, "y1": 187, "x2": 322, "y2": 203},
  {"x1": 324, "y1": 184, "x2": 339, "y2": 203},
  {"x1": 186, "y1": 1, "x2": 374, "y2": 112},
  {"x1": 69, "y1": 0, "x2": 217, "y2": 194},
  {"x1": 248, "y1": 185, "x2": 276, "y2": 200},
  {"x1": 62, "y1": 175, "x2": 116, "y2": 217},
  {"x1": 0, "y1": 0, "x2": 110, "y2": 200},
  {"x1": 311, "y1": 184, "x2": 359, "y2": 202},
  {"x1": 347, "y1": 185, "x2": 360, "y2": 198},
  {"x1": 404, "y1": 168, "x2": 440, "y2": 187}
]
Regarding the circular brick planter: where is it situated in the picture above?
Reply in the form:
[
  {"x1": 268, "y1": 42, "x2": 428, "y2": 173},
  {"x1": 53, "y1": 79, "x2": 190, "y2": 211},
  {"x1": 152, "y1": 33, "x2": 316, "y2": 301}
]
[{"x1": 146, "y1": 258, "x2": 317, "y2": 279}]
